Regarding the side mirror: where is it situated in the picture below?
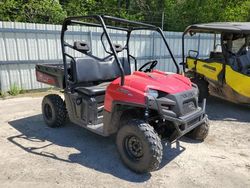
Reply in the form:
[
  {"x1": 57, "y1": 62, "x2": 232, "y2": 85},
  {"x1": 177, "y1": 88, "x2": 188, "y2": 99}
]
[
  {"x1": 74, "y1": 41, "x2": 90, "y2": 52},
  {"x1": 188, "y1": 50, "x2": 199, "y2": 59}
]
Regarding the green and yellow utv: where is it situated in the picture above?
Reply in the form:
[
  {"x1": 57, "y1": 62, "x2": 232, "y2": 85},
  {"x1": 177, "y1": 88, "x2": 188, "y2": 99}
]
[{"x1": 182, "y1": 23, "x2": 250, "y2": 105}]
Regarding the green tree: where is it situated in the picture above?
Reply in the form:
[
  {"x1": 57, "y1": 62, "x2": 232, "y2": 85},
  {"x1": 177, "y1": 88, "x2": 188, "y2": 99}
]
[
  {"x1": 60, "y1": 0, "x2": 145, "y2": 23},
  {"x1": 60, "y1": 0, "x2": 95, "y2": 16},
  {"x1": 164, "y1": 0, "x2": 250, "y2": 31},
  {"x1": 0, "y1": 0, "x2": 249, "y2": 30},
  {"x1": 222, "y1": 0, "x2": 250, "y2": 22},
  {"x1": 0, "y1": 0, "x2": 66, "y2": 23},
  {"x1": 0, "y1": 0, "x2": 23, "y2": 21}
]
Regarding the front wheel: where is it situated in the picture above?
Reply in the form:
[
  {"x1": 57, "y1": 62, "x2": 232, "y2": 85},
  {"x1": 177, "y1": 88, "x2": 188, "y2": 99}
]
[
  {"x1": 116, "y1": 119, "x2": 163, "y2": 173},
  {"x1": 186, "y1": 122, "x2": 209, "y2": 141},
  {"x1": 192, "y1": 78, "x2": 209, "y2": 102}
]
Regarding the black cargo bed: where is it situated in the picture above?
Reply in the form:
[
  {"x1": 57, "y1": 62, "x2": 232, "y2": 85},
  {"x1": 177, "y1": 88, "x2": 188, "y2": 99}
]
[{"x1": 35, "y1": 64, "x2": 69, "y2": 89}]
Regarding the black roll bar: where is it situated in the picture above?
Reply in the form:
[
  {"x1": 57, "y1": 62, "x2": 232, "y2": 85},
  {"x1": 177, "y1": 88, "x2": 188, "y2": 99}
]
[
  {"x1": 157, "y1": 28, "x2": 180, "y2": 74},
  {"x1": 182, "y1": 33, "x2": 185, "y2": 73},
  {"x1": 61, "y1": 15, "x2": 126, "y2": 87},
  {"x1": 102, "y1": 15, "x2": 158, "y2": 29},
  {"x1": 61, "y1": 15, "x2": 180, "y2": 89},
  {"x1": 96, "y1": 15, "x2": 125, "y2": 85}
]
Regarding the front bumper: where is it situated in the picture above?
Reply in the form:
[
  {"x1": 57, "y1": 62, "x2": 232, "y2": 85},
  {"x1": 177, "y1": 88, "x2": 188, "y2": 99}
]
[
  {"x1": 167, "y1": 99, "x2": 207, "y2": 139},
  {"x1": 148, "y1": 96, "x2": 208, "y2": 141}
]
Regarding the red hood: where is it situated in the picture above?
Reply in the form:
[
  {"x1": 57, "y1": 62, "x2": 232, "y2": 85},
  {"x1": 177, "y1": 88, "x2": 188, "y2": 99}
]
[{"x1": 124, "y1": 70, "x2": 192, "y2": 94}]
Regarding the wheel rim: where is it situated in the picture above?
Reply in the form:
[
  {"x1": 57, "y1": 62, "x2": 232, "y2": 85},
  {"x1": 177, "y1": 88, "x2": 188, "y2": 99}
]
[
  {"x1": 124, "y1": 135, "x2": 143, "y2": 160},
  {"x1": 44, "y1": 104, "x2": 53, "y2": 120}
]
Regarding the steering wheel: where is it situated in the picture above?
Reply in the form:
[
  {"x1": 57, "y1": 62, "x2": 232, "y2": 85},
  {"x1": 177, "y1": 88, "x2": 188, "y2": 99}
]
[{"x1": 139, "y1": 60, "x2": 158, "y2": 72}]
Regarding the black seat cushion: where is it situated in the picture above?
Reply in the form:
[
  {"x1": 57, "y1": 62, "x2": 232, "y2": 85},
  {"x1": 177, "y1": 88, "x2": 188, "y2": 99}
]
[
  {"x1": 75, "y1": 82, "x2": 110, "y2": 96},
  {"x1": 71, "y1": 57, "x2": 130, "y2": 96},
  {"x1": 238, "y1": 51, "x2": 250, "y2": 73},
  {"x1": 71, "y1": 57, "x2": 130, "y2": 84},
  {"x1": 229, "y1": 51, "x2": 250, "y2": 72}
]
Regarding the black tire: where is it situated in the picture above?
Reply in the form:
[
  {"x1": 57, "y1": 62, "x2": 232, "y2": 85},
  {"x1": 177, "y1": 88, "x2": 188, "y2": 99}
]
[
  {"x1": 116, "y1": 119, "x2": 163, "y2": 173},
  {"x1": 192, "y1": 78, "x2": 209, "y2": 102},
  {"x1": 42, "y1": 94, "x2": 67, "y2": 128},
  {"x1": 186, "y1": 122, "x2": 209, "y2": 141}
]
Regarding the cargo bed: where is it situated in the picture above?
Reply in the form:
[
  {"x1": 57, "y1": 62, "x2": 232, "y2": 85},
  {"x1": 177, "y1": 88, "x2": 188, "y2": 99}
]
[{"x1": 35, "y1": 64, "x2": 68, "y2": 89}]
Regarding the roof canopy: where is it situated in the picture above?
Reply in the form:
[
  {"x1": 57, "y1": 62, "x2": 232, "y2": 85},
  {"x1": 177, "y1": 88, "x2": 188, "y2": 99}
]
[{"x1": 184, "y1": 22, "x2": 250, "y2": 35}]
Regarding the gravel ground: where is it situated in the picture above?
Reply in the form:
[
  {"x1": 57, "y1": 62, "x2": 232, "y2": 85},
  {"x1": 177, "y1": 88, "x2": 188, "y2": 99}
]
[{"x1": 0, "y1": 93, "x2": 249, "y2": 188}]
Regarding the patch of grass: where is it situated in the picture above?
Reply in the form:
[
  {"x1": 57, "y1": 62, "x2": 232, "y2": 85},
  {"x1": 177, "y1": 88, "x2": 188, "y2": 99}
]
[
  {"x1": 8, "y1": 83, "x2": 22, "y2": 96},
  {"x1": 0, "y1": 91, "x2": 6, "y2": 98},
  {"x1": 19, "y1": 89, "x2": 25, "y2": 94}
]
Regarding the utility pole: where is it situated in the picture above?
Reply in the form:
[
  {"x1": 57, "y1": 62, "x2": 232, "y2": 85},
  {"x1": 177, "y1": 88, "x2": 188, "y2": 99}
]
[
  {"x1": 118, "y1": 0, "x2": 121, "y2": 8},
  {"x1": 118, "y1": 0, "x2": 130, "y2": 9},
  {"x1": 161, "y1": 11, "x2": 164, "y2": 30},
  {"x1": 126, "y1": 0, "x2": 130, "y2": 9}
]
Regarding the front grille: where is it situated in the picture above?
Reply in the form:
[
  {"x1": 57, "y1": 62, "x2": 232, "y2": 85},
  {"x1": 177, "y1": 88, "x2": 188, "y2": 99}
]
[
  {"x1": 183, "y1": 100, "x2": 197, "y2": 115},
  {"x1": 187, "y1": 117, "x2": 200, "y2": 127}
]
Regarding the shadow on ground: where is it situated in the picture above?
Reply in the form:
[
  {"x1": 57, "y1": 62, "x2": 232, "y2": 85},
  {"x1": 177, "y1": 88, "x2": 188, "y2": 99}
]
[
  {"x1": 206, "y1": 97, "x2": 250, "y2": 122},
  {"x1": 8, "y1": 115, "x2": 184, "y2": 182},
  {"x1": 7, "y1": 96, "x2": 249, "y2": 181}
]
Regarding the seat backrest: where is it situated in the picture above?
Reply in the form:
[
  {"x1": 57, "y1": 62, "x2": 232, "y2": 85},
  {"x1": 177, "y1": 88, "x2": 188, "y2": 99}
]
[
  {"x1": 246, "y1": 50, "x2": 250, "y2": 61},
  {"x1": 71, "y1": 57, "x2": 130, "y2": 83},
  {"x1": 210, "y1": 51, "x2": 224, "y2": 59},
  {"x1": 119, "y1": 57, "x2": 131, "y2": 75},
  {"x1": 238, "y1": 51, "x2": 250, "y2": 73}
]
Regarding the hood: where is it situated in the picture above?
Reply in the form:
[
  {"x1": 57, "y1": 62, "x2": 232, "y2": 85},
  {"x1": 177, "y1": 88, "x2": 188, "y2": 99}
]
[{"x1": 125, "y1": 70, "x2": 192, "y2": 94}]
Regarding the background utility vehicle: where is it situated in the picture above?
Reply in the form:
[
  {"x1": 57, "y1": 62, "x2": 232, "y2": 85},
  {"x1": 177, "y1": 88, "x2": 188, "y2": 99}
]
[
  {"x1": 36, "y1": 15, "x2": 209, "y2": 173},
  {"x1": 182, "y1": 23, "x2": 250, "y2": 104}
]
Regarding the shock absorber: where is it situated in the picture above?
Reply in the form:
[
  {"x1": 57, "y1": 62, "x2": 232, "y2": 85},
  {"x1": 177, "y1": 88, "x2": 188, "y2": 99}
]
[{"x1": 145, "y1": 96, "x2": 149, "y2": 121}]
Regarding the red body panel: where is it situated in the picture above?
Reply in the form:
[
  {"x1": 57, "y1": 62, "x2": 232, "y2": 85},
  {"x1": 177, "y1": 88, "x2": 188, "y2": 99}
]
[{"x1": 104, "y1": 70, "x2": 193, "y2": 112}]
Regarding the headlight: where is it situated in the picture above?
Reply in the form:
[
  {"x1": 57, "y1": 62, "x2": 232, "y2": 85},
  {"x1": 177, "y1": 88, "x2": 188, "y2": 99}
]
[
  {"x1": 192, "y1": 83, "x2": 199, "y2": 96},
  {"x1": 147, "y1": 89, "x2": 159, "y2": 98}
]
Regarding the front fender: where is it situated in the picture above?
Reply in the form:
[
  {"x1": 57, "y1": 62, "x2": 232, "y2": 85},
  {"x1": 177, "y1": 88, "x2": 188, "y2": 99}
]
[{"x1": 104, "y1": 81, "x2": 146, "y2": 112}]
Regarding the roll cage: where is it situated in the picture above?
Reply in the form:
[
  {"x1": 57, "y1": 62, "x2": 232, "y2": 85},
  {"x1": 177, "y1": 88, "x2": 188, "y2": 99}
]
[{"x1": 61, "y1": 15, "x2": 179, "y2": 89}]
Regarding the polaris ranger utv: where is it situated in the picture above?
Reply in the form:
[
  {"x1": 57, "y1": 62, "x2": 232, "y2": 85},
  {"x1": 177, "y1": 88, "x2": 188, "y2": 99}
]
[{"x1": 36, "y1": 15, "x2": 209, "y2": 173}]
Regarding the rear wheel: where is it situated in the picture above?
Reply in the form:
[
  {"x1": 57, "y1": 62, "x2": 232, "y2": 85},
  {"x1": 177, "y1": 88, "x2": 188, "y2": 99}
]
[
  {"x1": 186, "y1": 122, "x2": 209, "y2": 141},
  {"x1": 192, "y1": 77, "x2": 209, "y2": 102},
  {"x1": 116, "y1": 119, "x2": 163, "y2": 173},
  {"x1": 42, "y1": 94, "x2": 67, "y2": 127}
]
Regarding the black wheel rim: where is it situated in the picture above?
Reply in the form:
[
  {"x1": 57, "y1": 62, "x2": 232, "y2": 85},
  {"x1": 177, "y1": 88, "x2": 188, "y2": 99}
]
[
  {"x1": 44, "y1": 104, "x2": 53, "y2": 120},
  {"x1": 124, "y1": 135, "x2": 143, "y2": 160}
]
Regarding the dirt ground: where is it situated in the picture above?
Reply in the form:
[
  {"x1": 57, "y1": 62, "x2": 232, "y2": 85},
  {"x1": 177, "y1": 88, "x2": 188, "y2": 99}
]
[{"x1": 0, "y1": 93, "x2": 250, "y2": 188}]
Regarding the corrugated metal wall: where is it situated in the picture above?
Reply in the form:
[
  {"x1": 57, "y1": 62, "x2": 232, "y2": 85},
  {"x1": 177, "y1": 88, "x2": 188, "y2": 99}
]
[{"x1": 0, "y1": 21, "x2": 217, "y2": 92}]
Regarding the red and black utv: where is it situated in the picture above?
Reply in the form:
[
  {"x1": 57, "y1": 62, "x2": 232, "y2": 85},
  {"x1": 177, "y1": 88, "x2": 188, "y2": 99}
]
[{"x1": 35, "y1": 15, "x2": 209, "y2": 173}]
